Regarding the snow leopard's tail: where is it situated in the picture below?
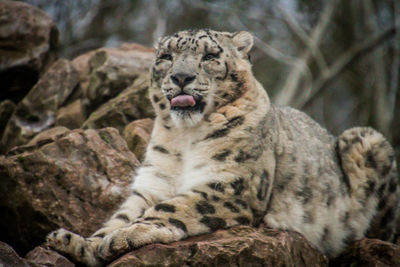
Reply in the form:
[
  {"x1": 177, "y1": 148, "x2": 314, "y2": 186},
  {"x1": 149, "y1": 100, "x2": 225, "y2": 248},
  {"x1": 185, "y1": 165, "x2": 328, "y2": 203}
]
[{"x1": 337, "y1": 127, "x2": 400, "y2": 241}]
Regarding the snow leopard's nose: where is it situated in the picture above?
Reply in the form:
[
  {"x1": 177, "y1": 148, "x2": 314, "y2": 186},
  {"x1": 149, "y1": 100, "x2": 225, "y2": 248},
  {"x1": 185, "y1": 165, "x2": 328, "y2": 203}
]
[{"x1": 170, "y1": 73, "x2": 195, "y2": 89}]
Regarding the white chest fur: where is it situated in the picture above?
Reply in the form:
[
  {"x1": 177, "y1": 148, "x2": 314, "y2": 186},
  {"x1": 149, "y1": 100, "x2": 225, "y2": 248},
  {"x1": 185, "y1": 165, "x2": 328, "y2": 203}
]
[{"x1": 132, "y1": 121, "x2": 217, "y2": 201}]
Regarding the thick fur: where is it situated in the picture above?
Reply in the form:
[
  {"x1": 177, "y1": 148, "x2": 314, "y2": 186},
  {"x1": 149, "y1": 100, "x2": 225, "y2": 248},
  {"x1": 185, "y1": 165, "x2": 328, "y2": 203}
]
[{"x1": 46, "y1": 29, "x2": 400, "y2": 266}]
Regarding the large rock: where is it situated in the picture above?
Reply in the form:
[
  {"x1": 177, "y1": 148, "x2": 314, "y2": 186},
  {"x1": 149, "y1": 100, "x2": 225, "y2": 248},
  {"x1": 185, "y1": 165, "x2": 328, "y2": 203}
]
[
  {"x1": 331, "y1": 238, "x2": 400, "y2": 266},
  {"x1": 0, "y1": 100, "x2": 15, "y2": 144},
  {"x1": 21, "y1": 227, "x2": 328, "y2": 267},
  {"x1": 60, "y1": 43, "x2": 155, "y2": 133},
  {"x1": 109, "y1": 226, "x2": 328, "y2": 267},
  {"x1": 0, "y1": 127, "x2": 139, "y2": 255},
  {"x1": 69, "y1": 43, "x2": 154, "y2": 105},
  {"x1": 0, "y1": 241, "x2": 29, "y2": 267},
  {"x1": 70, "y1": 50, "x2": 96, "y2": 99},
  {"x1": 1, "y1": 59, "x2": 79, "y2": 152},
  {"x1": 55, "y1": 99, "x2": 87, "y2": 129},
  {"x1": 27, "y1": 126, "x2": 70, "y2": 146},
  {"x1": 0, "y1": 242, "x2": 74, "y2": 267},
  {"x1": 25, "y1": 246, "x2": 74, "y2": 267},
  {"x1": 0, "y1": 1, "x2": 58, "y2": 103},
  {"x1": 123, "y1": 118, "x2": 154, "y2": 161},
  {"x1": 82, "y1": 76, "x2": 155, "y2": 134},
  {"x1": 86, "y1": 43, "x2": 154, "y2": 108},
  {"x1": 11, "y1": 229, "x2": 400, "y2": 267}
]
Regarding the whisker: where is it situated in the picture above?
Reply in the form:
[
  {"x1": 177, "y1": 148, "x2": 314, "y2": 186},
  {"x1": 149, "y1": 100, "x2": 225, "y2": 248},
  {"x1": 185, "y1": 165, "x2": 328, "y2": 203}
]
[{"x1": 210, "y1": 93, "x2": 225, "y2": 101}]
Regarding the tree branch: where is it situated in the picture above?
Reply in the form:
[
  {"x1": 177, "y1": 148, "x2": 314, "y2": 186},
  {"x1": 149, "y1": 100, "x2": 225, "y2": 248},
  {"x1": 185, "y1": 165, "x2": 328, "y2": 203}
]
[
  {"x1": 274, "y1": 0, "x2": 340, "y2": 106},
  {"x1": 389, "y1": 0, "x2": 400, "y2": 118},
  {"x1": 363, "y1": 0, "x2": 390, "y2": 136},
  {"x1": 151, "y1": 0, "x2": 167, "y2": 45},
  {"x1": 390, "y1": 0, "x2": 400, "y2": 162},
  {"x1": 278, "y1": 5, "x2": 328, "y2": 71},
  {"x1": 300, "y1": 26, "x2": 397, "y2": 109},
  {"x1": 227, "y1": 14, "x2": 314, "y2": 94}
]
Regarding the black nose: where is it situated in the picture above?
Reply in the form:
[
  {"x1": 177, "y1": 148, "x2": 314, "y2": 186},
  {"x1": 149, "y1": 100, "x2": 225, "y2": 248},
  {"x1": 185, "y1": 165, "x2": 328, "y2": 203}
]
[{"x1": 170, "y1": 73, "x2": 195, "y2": 88}]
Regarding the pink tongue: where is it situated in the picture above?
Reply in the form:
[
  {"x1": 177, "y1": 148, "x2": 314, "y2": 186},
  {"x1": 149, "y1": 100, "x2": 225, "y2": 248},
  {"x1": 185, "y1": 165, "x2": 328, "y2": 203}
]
[{"x1": 171, "y1": 95, "x2": 196, "y2": 107}]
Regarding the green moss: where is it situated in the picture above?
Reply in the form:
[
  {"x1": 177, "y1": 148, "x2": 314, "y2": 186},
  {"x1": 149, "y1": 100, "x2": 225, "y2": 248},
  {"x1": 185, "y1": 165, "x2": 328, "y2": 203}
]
[{"x1": 100, "y1": 133, "x2": 111, "y2": 144}]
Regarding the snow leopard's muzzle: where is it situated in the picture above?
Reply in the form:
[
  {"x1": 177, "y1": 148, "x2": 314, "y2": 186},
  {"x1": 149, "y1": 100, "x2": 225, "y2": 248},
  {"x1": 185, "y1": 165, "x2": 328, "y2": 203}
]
[{"x1": 165, "y1": 72, "x2": 207, "y2": 114}]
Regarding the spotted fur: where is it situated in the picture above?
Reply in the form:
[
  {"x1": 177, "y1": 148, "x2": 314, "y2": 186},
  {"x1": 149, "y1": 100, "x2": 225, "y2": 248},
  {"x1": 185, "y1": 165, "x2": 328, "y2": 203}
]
[{"x1": 47, "y1": 29, "x2": 400, "y2": 266}]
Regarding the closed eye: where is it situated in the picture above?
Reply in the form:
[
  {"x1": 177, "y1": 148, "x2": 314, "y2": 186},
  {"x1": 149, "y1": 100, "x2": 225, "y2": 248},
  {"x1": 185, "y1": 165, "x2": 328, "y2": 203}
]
[{"x1": 202, "y1": 53, "x2": 219, "y2": 61}]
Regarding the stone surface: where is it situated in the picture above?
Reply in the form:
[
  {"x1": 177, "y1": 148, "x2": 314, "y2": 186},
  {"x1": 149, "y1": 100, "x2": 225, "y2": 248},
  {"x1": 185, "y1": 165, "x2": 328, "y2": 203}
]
[
  {"x1": 0, "y1": 1, "x2": 58, "y2": 103},
  {"x1": 123, "y1": 118, "x2": 154, "y2": 161},
  {"x1": 68, "y1": 43, "x2": 153, "y2": 105},
  {"x1": 331, "y1": 238, "x2": 400, "y2": 267},
  {"x1": 109, "y1": 226, "x2": 329, "y2": 267},
  {"x1": 86, "y1": 44, "x2": 154, "y2": 109},
  {"x1": 3, "y1": 229, "x2": 400, "y2": 267},
  {"x1": 1, "y1": 59, "x2": 79, "y2": 152},
  {"x1": 56, "y1": 99, "x2": 87, "y2": 129},
  {"x1": 25, "y1": 246, "x2": 74, "y2": 267},
  {"x1": 0, "y1": 100, "x2": 15, "y2": 144},
  {"x1": 27, "y1": 126, "x2": 70, "y2": 146},
  {"x1": 0, "y1": 241, "x2": 29, "y2": 267},
  {"x1": 0, "y1": 127, "x2": 139, "y2": 255},
  {"x1": 70, "y1": 50, "x2": 96, "y2": 100},
  {"x1": 82, "y1": 76, "x2": 155, "y2": 134}
]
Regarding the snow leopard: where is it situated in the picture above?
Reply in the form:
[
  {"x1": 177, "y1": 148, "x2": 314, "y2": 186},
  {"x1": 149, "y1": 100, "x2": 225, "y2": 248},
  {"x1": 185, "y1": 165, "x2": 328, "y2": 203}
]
[{"x1": 46, "y1": 29, "x2": 400, "y2": 266}]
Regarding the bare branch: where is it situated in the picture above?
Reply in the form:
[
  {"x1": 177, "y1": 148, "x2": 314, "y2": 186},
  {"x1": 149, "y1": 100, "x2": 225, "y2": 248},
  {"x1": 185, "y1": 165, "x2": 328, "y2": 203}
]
[
  {"x1": 151, "y1": 0, "x2": 167, "y2": 45},
  {"x1": 274, "y1": 0, "x2": 340, "y2": 106},
  {"x1": 389, "y1": 0, "x2": 400, "y2": 118},
  {"x1": 300, "y1": 26, "x2": 397, "y2": 109},
  {"x1": 362, "y1": 0, "x2": 390, "y2": 136},
  {"x1": 228, "y1": 15, "x2": 313, "y2": 100},
  {"x1": 278, "y1": 5, "x2": 328, "y2": 71},
  {"x1": 391, "y1": 0, "x2": 400, "y2": 160}
]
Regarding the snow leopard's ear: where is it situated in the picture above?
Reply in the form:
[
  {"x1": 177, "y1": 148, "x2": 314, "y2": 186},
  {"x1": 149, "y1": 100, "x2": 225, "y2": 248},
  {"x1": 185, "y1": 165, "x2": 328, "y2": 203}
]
[{"x1": 232, "y1": 31, "x2": 253, "y2": 56}]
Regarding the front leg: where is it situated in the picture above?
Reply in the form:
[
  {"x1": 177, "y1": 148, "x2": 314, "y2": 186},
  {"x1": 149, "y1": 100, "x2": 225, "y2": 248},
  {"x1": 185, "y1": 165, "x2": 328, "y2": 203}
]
[
  {"x1": 46, "y1": 189, "x2": 154, "y2": 266},
  {"x1": 98, "y1": 183, "x2": 254, "y2": 262},
  {"x1": 46, "y1": 164, "x2": 170, "y2": 266}
]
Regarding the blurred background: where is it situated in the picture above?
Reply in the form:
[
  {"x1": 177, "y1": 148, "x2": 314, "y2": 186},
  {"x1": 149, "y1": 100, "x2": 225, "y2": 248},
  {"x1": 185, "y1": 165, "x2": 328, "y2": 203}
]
[{"x1": 19, "y1": 0, "x2": 400, "y2": 159}]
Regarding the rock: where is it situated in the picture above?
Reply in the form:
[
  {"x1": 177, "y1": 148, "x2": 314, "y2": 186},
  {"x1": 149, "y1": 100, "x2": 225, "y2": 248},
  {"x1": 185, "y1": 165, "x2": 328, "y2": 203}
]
[
  {"x1": 56, "y1": 99, "x2": 87, "y2": 129},
  {"x1": 0, "y1": 241, "x2": 30, "y2": 267},
  {"x1": 86, "y1": 43, "x2": 154, "y2": 108},
  {"x1": 119, "y1": 42, "x2": 156, "y2": 53},
  {"x1": 70, "y1": 50, "x2": 96, "y2": 99},
  {"x1": 82, "y1": 76, "x2": 155, "y2": 133},
  {"x1": 69, "y1": 43, "x2": 153, "y2": 105},
  {"x1": 61, "y1": 43, "x2": 154, "y2": 130},
  {"x1": 0, "y1": 1, "x2": 58, "y2": 103},
  {"x1": 0, "y1": 100, "x2": 15, "y2": 143},
  {"x1": 27, "y1": 126, "x2": 70, "y2": 146},
  {"x1": 109, "y1": 226, "x2": 328, "y2": 267},
  {"x1": 123, "y1": 118, "x2": 154, "y2": 161},
  {"x1": 331, "y1": 238, "x2": 400, "y2": 266},
  {"x1": 0, "y1": 127, "x2": 139, "y2": 255},
  {"x1": 25, "y1": 246, "x2": 74, "y2": 267},
  {"x1": 1, "y1": 59, "x2": 79, "y2": 152}
]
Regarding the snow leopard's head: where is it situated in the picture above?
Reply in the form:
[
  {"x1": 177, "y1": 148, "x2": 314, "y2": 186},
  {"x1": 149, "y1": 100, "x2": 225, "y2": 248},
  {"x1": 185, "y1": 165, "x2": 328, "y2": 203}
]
[{"x1": 150, "y1": 29, "x2": 253, "y2": 128}]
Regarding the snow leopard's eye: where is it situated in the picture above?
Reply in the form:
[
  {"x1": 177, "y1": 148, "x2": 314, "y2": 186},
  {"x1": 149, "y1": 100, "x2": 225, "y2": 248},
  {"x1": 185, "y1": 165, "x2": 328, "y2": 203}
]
[
  {"x1": 159, "y1": 54, "x2": 173, "y2": 61},
  {"x1": 202, "y1": 53, "x2": 219, "y2": 61}
]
